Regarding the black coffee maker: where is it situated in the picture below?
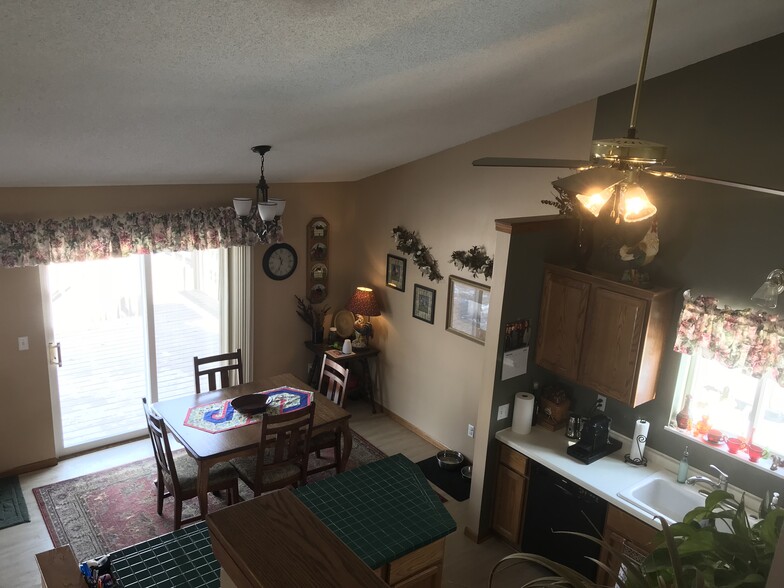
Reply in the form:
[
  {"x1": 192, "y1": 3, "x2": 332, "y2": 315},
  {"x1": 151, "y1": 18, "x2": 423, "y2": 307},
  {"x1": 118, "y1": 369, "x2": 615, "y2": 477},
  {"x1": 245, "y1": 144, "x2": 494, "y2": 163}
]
[{"x1": 567, "y1": 413, "x2": 622, "y2": 464}]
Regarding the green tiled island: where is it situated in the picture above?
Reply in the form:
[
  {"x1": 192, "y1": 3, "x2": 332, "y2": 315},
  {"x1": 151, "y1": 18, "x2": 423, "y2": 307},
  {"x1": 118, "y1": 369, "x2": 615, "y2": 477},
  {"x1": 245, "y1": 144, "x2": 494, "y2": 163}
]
[{"x1": 109, "y1": 454, "x2": 455, "y2": 587}]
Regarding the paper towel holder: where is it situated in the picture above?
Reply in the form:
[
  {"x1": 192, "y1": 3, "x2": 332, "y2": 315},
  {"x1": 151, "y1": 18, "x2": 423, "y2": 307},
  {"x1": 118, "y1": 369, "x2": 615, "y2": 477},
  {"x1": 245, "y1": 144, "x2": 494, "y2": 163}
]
[{"x1": 624, "y1": 430, "x2": 649, "y2": 467}]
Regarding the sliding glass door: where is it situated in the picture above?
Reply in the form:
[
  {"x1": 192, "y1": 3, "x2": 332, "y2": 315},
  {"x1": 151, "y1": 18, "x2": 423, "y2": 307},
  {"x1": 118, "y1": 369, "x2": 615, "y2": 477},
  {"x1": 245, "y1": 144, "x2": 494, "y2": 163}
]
[{"x1": 43, "y1": 249, "x2": 225, "y2": 455}]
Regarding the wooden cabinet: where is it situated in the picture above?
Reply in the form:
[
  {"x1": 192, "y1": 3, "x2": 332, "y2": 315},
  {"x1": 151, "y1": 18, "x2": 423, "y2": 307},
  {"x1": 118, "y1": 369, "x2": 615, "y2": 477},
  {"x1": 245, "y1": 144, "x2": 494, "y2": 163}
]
[
  {"x1": 492, "y1": 445, "x2": 529, "y2": 545},
  {"x1": 597, "y1": 505, "x2": 658, "y2": 586},
  {"x1": 376, "y1": 538, "x2": 446, "y2": 587},
  {"x1": 535, "y1": 264, "x2": 675, "y2": 407}
]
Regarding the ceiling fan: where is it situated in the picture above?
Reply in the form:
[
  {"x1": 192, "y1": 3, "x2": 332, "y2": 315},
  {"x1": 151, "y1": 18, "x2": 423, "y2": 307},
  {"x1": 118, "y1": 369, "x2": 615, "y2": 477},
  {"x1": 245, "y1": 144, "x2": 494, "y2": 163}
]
[{"x1": 473, "y1": 0, "x2": 784, "y2": 223}]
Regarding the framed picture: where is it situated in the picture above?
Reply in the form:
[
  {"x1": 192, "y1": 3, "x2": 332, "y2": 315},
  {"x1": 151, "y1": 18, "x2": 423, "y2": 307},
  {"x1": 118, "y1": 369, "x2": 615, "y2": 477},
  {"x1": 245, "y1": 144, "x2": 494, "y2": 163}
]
[
  {"x1": 412, "y1": 284, "x2": 436, "y2": 324},
  {"x1": 386, "y1": 254, "x2": 407, "y2": 291},
  {"x1": 446, "y1": 275, "x2": 491, "y2": 345}
]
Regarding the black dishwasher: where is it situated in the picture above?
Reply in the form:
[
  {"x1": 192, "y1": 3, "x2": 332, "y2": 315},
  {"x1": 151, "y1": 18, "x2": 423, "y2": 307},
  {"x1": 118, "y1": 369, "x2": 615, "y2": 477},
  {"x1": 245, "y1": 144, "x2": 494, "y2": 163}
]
[{"x1": 521, "y1": 461, "x2": 607, "y2": 580}]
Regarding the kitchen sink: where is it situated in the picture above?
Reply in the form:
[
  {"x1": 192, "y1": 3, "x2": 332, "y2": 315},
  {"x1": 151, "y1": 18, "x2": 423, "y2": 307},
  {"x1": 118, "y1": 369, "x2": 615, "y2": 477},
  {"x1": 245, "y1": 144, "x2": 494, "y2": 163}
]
[{"x1": 618, "y1": 471, "x2": 706, "y2": 525}]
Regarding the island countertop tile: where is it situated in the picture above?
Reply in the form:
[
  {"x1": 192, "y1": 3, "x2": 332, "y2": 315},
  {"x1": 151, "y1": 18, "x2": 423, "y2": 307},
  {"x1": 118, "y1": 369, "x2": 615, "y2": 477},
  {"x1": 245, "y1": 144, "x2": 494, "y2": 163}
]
[{"x1": 294, "y1": 453, "x2": 456, "y2": 569}]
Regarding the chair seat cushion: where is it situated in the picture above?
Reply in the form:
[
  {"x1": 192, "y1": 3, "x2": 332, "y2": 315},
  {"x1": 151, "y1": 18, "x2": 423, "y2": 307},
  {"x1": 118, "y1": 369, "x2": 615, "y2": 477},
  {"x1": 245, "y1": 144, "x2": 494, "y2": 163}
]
[
  {"x1": 163, "y1": 454, "x2": 237, "y2": 495},
  {"x1": 230, "y1": 448, "x2": 302, "y2": 488}
]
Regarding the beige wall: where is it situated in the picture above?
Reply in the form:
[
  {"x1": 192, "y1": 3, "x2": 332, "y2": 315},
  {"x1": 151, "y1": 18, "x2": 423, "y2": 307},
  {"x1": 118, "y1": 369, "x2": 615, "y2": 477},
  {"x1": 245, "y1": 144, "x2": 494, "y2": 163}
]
[
  {"x1": 350, "y1": 100, "x2": 597, "y2": 458},
  {"x1": 0, "y1": 183, "x2": 353, "y2": 473}
]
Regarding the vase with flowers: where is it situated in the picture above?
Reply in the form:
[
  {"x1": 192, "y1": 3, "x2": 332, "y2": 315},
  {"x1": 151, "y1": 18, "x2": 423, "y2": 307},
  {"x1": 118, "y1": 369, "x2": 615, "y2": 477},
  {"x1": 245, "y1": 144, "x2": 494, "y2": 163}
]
[{"x1": 295, "y1": 295, "x2": 331, "y2": 343}]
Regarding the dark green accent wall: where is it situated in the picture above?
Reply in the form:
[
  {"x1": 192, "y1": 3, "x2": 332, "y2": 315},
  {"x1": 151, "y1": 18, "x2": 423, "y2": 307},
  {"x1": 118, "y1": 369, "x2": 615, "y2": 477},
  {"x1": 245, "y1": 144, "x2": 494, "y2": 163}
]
[{"x1": 578, "y1": 32, "x2": 784, "y2": 497}]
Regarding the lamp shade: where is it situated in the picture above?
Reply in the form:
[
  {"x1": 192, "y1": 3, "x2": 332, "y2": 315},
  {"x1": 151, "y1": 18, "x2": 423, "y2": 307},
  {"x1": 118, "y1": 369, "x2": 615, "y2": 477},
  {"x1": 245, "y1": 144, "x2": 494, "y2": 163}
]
[
  {"x1": 346, "y1": 287, "x2": 381, "y2": 317},
  {"x1": 258, "y1": 202, "x2": 277, "y2": 221},
  {"x1": 751, "y1": 269, "x2": 784, "y2": 309}
]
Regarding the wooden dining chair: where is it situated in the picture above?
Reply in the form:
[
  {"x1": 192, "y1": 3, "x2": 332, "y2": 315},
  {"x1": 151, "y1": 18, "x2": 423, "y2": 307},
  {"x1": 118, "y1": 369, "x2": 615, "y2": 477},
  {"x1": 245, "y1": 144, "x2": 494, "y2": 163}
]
[
  {"x1": 230, "y1": 403, "x2": 315, "y2": 497},
  {"x1": 308, "y1": 356, "x2": 350, "y2": 475},
  {"x1": 193, "y1": 349, "x2": 243, "y2": 393},
  {"x1": 142, "y1": 398, "x2": 240, "y2": 529}
]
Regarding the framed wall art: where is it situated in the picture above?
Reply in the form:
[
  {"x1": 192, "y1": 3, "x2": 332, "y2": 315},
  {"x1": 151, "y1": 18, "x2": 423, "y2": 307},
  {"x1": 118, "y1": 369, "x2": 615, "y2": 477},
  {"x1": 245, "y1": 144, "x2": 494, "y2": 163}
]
[
  {"x1": 386, "y1": 254, "x2": 407, "y2": 291},
  {"x1": 412, "y1": 284, "x2": 436, "y2": 324},
  {"x1": 446, "y1": 275, "x2": 491, "y2": 345}
]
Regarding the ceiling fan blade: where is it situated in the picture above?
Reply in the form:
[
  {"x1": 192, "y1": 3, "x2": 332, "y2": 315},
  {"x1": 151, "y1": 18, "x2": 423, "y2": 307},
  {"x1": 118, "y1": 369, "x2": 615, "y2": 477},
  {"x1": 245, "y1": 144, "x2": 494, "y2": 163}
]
[
  {"x1": 472, "y1": 157, "x2": 592, "y2": 169},
  {"x1": 551, "y1": 167, "x2": 626, "y2": 195},
  {"x1": 676, "y1": 173, "x2": 784, "y2": 198}
]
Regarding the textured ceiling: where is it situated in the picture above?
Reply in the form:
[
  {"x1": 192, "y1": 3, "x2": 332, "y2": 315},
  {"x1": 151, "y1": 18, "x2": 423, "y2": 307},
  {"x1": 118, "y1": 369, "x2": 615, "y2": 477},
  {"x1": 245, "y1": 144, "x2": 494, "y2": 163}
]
[{"x1": 1, "y1": 0, "x2": 783, "y2": 187}]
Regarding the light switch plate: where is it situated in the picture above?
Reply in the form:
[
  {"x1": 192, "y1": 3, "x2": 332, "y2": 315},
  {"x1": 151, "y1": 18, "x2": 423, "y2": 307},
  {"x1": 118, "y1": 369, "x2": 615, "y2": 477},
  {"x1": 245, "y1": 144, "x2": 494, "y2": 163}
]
[
  {"x1": 467, "y1": 423, "x2": 475, "y2": 438},
  {"x1": 497, "y1": 403, "x2": 509, "y2": 420},
  {"x1": 18, "y1": 336, "x2": 29, "y2": 351}
]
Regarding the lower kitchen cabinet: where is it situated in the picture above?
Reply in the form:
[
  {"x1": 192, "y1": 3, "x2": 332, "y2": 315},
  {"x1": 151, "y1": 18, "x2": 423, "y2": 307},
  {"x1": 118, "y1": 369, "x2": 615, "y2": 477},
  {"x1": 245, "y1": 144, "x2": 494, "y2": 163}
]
[
  {"x1": 597, "y1": 505, "x2": 658, "y2": 585},
  {"x1": 492, "y1": 445, "x2": 529, "y2": 545},
  {"x1": 375, "y1": 538, "x2": 446, "y2": 587}
]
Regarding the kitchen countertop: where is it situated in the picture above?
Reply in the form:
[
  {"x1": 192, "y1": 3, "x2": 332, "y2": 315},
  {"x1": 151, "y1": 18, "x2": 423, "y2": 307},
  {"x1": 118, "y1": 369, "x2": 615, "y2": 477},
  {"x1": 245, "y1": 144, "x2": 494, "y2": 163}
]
[
  {"x1": 496, "y1": 426, "x2": 760, "y2": 530},
  {"x1": 294, "y1": 453, "x2": 456, "y2": 569}
]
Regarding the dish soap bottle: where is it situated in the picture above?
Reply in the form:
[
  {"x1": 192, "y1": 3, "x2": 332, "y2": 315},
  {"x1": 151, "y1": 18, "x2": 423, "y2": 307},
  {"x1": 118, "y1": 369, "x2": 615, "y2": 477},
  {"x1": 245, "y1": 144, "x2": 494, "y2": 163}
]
[{"x1": 676, "y1": 446, "x2": 689, "y2": 483}]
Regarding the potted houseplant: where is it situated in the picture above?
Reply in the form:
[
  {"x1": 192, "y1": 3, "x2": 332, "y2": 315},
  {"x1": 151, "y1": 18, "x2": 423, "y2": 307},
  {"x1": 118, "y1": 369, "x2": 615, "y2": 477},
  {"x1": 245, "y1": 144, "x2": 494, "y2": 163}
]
[
  {"x1": 295, "y1": 295, "x2": 330, "y2": 343},
  {"x1": 490, "y1": 491, "x2": 784, "y2": 588}
]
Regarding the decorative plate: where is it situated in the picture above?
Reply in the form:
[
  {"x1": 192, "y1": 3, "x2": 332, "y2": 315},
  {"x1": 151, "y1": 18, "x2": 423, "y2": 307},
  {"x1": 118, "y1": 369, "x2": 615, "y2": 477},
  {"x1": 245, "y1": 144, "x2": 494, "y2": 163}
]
[{"x1": 333, "y1": 309, "x2": 355, "y2": 338}]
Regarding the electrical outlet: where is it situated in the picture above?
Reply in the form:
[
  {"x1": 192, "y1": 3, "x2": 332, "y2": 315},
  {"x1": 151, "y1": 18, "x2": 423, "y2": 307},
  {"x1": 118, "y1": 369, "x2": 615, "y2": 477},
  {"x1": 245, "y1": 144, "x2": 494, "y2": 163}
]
[
  {"x1": 596, "y1": 395, "x2": 607, "y2": 412},
  {"x1": 18, "y1": 336, "x2": 29, "y2": 351},
  {"x1": 497, "y1": 403, "x2": 509, "y2": 420},
  {"x1": 467, "y1": 423, "x2": 475, "y2": 438}
]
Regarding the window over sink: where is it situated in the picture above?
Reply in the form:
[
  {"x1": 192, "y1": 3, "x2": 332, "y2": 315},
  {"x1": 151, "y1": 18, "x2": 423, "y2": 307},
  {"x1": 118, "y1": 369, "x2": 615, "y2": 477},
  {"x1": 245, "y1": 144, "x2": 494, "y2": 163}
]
[{"x1": 668, "y1": 353, "x2": 784, "y2": 461}]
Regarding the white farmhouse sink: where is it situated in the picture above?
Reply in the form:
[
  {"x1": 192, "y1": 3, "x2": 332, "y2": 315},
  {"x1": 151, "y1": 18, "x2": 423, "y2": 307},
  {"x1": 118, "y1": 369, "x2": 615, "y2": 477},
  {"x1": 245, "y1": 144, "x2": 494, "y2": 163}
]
[{"x1": 618, "y1": 471, "x2": 706, "y2": 525}]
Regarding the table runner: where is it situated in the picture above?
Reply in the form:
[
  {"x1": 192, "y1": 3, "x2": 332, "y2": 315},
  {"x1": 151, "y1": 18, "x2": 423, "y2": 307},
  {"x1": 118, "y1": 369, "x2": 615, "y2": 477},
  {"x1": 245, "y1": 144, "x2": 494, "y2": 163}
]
[{"x1": 183, "y1": 386, "x2": 312, "y2": 434}]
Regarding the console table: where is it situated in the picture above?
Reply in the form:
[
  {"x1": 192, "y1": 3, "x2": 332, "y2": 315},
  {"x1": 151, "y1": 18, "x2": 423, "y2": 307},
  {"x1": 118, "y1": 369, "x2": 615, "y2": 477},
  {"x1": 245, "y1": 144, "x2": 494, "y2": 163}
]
[{"x1": 305, "y1": 341, "x2": 380, "y2": 413}]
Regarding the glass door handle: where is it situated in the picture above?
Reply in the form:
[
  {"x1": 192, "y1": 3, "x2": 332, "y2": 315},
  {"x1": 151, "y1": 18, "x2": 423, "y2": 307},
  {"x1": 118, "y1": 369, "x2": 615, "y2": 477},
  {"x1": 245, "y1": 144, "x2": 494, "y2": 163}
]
[{"x1": 48, "y1": 342, "x2": 62, "y2": 367}]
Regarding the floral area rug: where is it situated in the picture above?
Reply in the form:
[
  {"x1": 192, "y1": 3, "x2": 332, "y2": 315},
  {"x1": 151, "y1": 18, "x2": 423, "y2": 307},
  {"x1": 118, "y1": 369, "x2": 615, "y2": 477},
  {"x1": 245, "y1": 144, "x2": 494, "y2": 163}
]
[{"x1": 33, "y1": 430, "x2": 386, "y2": 562}]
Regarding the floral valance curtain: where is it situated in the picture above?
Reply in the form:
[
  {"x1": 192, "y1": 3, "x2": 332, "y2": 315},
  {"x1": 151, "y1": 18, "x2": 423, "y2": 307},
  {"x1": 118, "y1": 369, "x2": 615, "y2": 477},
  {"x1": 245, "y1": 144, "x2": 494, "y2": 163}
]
[
  {"x1": 0, "y1": 206, "x2": 263, "y2": 268},
  {"x1": 674, "y1": 290, "x2": 784, "y2": 386}
]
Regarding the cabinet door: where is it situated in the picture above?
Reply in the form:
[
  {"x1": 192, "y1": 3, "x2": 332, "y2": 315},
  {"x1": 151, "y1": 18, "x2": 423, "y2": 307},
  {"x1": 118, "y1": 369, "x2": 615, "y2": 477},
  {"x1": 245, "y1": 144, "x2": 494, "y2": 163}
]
[
  {"x1": 492, "y1": 464, "x2": 526, "y2": 545},
  {"x1": 579, "y1": 288, "x2": 647, "y2": 403},
  {"x1": 597, "y1": 506, "x2": 657, "y2": 586},
  {"x1": 535, "y1": 271, "x2": 591, "y2": 381}
]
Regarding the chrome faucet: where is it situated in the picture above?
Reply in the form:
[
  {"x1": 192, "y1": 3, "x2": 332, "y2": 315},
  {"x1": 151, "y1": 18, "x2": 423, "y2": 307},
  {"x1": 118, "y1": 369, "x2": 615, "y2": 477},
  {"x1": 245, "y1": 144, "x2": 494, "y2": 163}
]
[{"x1": 686, "y1": 464, "x2": 729, "y2": 492}]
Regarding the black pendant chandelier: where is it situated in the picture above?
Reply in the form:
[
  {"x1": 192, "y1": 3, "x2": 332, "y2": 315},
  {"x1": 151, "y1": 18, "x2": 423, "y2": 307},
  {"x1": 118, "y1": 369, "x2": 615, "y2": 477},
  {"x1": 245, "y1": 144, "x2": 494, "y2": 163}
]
[{"x1": 233, "y1": 145, "x2": 285, "y2": 242}]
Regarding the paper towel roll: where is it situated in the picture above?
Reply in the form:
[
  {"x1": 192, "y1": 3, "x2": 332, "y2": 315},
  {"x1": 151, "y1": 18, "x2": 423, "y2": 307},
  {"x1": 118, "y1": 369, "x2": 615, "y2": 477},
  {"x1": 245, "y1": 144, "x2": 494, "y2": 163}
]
[
  {"x1": 630, "y1": 419, "x2": 650, "y2": 462},
  {"x1": 512, "y1": 392, "x2": 536, "y2": 435}
]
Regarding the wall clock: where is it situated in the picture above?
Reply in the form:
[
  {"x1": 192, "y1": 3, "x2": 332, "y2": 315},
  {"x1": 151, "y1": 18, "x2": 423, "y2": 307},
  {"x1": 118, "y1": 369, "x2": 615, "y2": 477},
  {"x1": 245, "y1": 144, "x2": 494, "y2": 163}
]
[{"x1": 262, "y1": 243, "x2": 298, "y2": 280}]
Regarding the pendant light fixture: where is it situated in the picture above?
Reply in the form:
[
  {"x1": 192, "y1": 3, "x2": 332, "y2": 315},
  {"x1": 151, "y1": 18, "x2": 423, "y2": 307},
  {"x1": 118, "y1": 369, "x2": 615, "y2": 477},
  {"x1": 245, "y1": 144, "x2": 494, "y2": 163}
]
[{"x1": 233, "y1": 145, "x2": 286, "y2": 242}]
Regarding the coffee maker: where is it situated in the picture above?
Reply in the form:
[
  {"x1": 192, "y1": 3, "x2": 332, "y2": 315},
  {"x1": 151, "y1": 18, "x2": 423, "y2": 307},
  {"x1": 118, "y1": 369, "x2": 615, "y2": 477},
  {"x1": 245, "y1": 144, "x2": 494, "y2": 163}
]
[{"x1": 567, "y1": 413, "x2": 622, "y2": 464}]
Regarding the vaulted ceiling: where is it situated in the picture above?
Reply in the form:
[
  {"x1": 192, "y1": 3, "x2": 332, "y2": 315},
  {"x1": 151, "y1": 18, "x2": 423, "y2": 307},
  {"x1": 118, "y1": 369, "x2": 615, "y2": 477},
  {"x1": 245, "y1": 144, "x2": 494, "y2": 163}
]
[{"x1": 2, "y1": 0, "x2": 783, "y2": 187}]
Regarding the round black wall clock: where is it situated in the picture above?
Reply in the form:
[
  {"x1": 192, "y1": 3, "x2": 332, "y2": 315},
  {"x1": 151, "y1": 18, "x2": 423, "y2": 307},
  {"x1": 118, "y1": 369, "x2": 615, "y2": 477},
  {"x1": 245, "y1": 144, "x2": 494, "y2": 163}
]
[{"x1": 262, "y1": 243, "x2": 298, "y2": 280}]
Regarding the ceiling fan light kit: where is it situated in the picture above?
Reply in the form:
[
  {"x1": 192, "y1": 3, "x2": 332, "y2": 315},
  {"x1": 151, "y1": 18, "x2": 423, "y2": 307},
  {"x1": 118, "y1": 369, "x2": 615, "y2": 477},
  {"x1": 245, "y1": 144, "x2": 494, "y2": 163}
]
[{"x1": 474, "y1": 0, "x2": 784, "y2": 229}]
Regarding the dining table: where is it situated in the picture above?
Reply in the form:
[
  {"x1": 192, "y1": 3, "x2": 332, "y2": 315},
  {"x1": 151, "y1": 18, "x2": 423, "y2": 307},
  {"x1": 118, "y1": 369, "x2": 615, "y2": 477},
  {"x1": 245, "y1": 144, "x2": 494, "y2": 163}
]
[{"x1": 152, "y1": 372, "x2": 353, "y2": 517}]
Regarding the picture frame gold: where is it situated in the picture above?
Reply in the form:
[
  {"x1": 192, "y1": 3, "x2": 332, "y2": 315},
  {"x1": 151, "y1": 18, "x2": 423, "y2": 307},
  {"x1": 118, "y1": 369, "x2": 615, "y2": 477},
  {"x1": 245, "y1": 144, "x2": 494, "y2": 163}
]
[{"x1": 446, "y1": 275, "x2": 490, "y2": 344}]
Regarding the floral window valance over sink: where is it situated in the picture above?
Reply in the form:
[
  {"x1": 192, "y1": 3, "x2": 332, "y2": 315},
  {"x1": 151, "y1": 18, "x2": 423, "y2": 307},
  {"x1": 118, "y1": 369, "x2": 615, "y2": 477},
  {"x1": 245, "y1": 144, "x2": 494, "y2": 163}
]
[
  {"x1": 674, "y1": 290, "x2": 784, "y2": 387},
  {"x1": 0, "y1": 206, "x2": 263, "y2": 269}
]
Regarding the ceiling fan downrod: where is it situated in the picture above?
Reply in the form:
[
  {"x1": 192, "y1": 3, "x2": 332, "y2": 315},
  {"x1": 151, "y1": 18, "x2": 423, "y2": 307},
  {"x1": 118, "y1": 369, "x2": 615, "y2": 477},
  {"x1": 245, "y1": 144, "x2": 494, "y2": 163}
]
[{"x1": 627, "y1": 0, "x2": 658, "y2": 139}]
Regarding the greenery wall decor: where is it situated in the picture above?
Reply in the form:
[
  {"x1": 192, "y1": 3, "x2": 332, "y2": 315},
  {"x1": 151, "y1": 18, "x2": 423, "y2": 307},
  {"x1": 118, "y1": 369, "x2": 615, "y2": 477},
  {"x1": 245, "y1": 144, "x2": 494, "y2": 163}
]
[
  {"x1": 391, "y1": 226, "x2": 443, "y2": 282},
  {"x1": 450, "y1": 246, "x2": 493, "y2": 280}
]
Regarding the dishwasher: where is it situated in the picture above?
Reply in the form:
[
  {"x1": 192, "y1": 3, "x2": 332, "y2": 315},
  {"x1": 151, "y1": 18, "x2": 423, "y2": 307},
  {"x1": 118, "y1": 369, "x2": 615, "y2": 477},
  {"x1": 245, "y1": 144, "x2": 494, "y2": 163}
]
[{"x1": 521, "y1": 460, "x2": 607, "y2": 580}]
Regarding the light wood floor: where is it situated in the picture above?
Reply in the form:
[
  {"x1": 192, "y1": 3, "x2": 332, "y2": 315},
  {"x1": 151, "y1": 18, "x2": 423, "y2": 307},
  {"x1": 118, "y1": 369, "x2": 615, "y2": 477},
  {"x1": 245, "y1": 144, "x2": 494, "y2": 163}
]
[{"x1": 3, "y1": 398, "x2": 537, "y2": 587}]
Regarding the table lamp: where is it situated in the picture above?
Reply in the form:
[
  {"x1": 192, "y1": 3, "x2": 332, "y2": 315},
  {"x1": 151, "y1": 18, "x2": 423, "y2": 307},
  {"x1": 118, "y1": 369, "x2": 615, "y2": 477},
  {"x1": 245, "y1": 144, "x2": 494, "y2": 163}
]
[{"x1": 346, "y1": 286, "x2": 381, "y2": 349}]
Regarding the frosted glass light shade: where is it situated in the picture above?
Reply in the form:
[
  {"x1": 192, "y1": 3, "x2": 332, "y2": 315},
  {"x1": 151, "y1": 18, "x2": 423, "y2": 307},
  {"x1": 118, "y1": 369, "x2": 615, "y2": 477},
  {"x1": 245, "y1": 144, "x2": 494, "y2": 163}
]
[
  {"x1": 751, "y1": 269, "x2": 784, "y2": 309},
  {"x1": 269, "y1": 198, "x2": 286, "y2": 216},
  {"x1": 258, "y1": 202, "x2": 277, "y2": 221},
  {"x1": 576, "y1": 185, "x2": 614, "y2": 217},
  {"x1": 619, "y1": 183, "x2": 657, "y2": 222},
  {"x1": 233, "y1": 198, "x2": 253, "y2": 217}
]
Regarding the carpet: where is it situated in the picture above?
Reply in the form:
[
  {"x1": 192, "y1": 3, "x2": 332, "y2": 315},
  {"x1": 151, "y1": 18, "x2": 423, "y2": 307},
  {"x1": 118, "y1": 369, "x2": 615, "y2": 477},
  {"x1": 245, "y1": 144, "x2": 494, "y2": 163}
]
[
  {"x1": 33, "y1": 430, "x2": 386, "y2": 562},
  {"x1": 0, "y1": 475, "x2": 30, "y2": 530},
  {"x1": 416, "y1": 456, "x2": 471, "y2": 502}
]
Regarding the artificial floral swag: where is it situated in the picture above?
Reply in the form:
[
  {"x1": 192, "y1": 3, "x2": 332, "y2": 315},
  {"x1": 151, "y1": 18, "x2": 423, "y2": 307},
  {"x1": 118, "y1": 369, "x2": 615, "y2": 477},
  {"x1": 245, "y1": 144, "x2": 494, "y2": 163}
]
[
  {"x1": 450, "y1": 246, "x2": 493, "y2": 281},
  {"x1": 391, "y1": 226, "x2": 443, "y2": 282},
  {"x1": 541, "y1": 186, "x2": 576, "y2": 216}
]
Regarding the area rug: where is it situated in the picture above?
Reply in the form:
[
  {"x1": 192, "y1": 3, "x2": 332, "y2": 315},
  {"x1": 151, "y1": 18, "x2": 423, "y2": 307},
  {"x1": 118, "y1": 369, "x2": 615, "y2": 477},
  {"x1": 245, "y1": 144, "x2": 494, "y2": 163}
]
[
  {"x1": 0, "y1": 475, "x2": 30, "y2": 530},
  {"x1": 33, "y1": 430, "x2": 386, "y2": 562},
  {"x1": 416, "y1": 456, "x2": 471, "y2": 502}
]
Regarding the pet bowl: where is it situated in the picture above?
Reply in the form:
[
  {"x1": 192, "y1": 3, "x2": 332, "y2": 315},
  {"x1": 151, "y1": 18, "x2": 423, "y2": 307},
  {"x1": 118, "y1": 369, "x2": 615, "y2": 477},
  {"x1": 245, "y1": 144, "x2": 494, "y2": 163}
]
[{"x1": 436, "y1": 450, "x2": 465, "y2": 471}]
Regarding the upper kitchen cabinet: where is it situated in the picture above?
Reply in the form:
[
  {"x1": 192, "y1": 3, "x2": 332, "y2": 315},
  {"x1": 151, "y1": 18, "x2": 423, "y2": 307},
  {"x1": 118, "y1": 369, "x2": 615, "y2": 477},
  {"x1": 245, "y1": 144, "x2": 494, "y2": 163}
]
[{"x1": 535, "y1": 264, "x2": 676, "y2": 407}]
